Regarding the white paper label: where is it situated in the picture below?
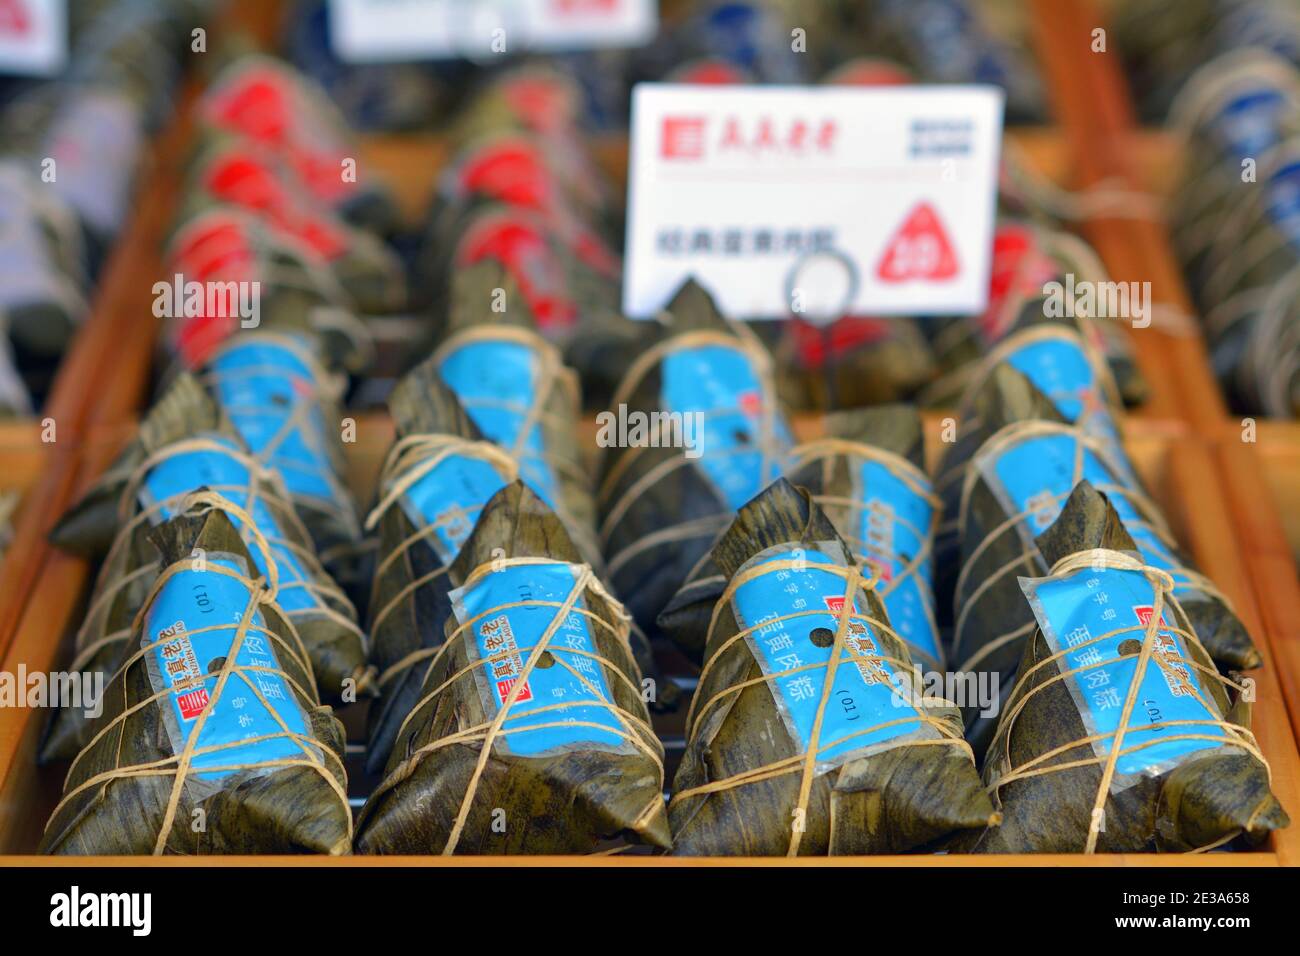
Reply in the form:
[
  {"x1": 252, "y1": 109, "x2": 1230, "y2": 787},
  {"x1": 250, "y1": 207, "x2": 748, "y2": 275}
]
[
  {"x1": 329, "y1": 0, "x2": 656, "y2": 63},
  {"x1": 0, "y1": 0, "x2": 65, "y2": 76},
  {"x1": 623, "y1": 83, "x2": 1005, "y2": 320}
]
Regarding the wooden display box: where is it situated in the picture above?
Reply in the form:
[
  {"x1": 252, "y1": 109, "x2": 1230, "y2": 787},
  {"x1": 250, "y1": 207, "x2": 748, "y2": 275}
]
[
  {"x1": 1, "y1": 413, "x2": 1297, "y2": 865},
  {"x1": 0, "y1": 0, "x2": 1296, "y2": 866}
]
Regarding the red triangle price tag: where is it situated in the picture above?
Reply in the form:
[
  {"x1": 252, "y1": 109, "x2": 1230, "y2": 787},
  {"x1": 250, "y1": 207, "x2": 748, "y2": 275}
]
[{"x1": 875, "y1": 202, "x2": 960, "y2": 283}]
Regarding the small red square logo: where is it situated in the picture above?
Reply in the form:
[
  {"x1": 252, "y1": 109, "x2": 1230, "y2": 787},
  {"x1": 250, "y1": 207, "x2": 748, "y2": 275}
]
[
  {"x1": 495, "y1": 678, "x2": 534, "y2": 705},
  {"x1": 661, "y1": 117, "x2": 707, "y2": 160},
  {"x1": 177, "y1": 687, "x2": 210, "y2": 721}
]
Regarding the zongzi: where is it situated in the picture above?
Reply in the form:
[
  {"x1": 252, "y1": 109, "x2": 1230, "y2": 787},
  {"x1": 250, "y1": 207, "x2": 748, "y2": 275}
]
[
  {"x1": 599, "y1": 277, "x2": 793, "y2": 648},
  {"x1": 43, "y1": 373, "x2": 365, "y2": 762},
  {"x1": 670, "y1": 478, "x2": 995, "y2": 855},
  {"x1": 355, "y1": 481, "x2": 670, "y2": 854},
  {"x1": 965, "y1": 480, "x2": 1287, "y2": 853},
  {"x1": 363, "y1": 363, "x2": 517, "y2": 773},
  {"x1": 41, "y1": 498, "x2": 351, "y2": 855}
]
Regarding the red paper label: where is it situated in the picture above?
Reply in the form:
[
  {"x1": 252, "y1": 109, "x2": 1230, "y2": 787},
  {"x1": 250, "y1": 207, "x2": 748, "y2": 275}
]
[
  {"x1": 456, "y1": 213, "x2": 578, "y2": 331},
  {"x1": 978, "y1": 224, "x2": 1058, "y2": 341},
  {"x1": 204, "y1": 152, "x2": 347, "y2": 260}
]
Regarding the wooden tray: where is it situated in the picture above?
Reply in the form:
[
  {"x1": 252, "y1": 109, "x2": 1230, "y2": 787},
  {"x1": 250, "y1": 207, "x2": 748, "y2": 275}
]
[
  {"x1": 0, "y1": 0, "x2": 1297, "y2": 866},
  {"x1": 1037, "y1": 0, "x2": 1300, "y2": 765},
  {"x1": 2, "y1": 412, "x2": 1297, "y2": 865}
]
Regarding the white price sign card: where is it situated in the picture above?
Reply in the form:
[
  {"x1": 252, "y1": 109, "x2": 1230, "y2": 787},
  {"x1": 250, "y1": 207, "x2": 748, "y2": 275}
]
[
  {"x1": 330, "y1": 0, "x2": 656, "y2": 63},
  {"x1": 0, "y1": 0, "x2": 65, "y2": 76},
  {"x1": 623, "y1": 83, "x2": 1005, "y2": 320}
]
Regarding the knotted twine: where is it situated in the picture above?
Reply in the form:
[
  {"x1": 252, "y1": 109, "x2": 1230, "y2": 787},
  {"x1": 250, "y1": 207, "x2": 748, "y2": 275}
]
[
  {"x1": 985, "y1": 548, "x2": 1266, "y2": 854},
  {"x1": 598, "y1": 326, "x2": 786, "y2": 582},
  {"x1": 672, "y1": 557, "x2": 975, "y2": 857},
  {"x1": 48, "y1": 490, "x2": 351, "y2": 855},
  {"x1": 787, "y1": 437, "x2": 945, "y2": 670},
  {"x1": 368, "y1": 556, "x2": 663, "y2": 855},
  {"x1": 950, "y1": 420, "x2": 1233, "y2": 674}
]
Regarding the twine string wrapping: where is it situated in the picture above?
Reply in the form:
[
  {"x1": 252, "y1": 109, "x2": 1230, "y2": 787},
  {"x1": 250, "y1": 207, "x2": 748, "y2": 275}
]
[
  {"x1": 360, "y1": 556, "x2": 664, "y2": 854},
  {"x1": 81, "y1": 439, "x2": 365, "y2": 663},
  {"x1": 429, "y1": 325, "x2": 601, "y2": 564},
  {"x1": 950, "y1": 420, "x2": 1232, "y2": 672},
  {"x1": 363, "y1": 432, "x2": 520, "y2": 648},
  {"x1": 671, "y1": 554, "x2": 977, "y2": 855},
  {"x1": 1001, "y1": 139, "x2": 1164, "y2": 223},
  {"x1": 983, "y1": 548, "x2": 1264, "y2": 854},
  {"x1": 199, "y1": 332, "x2": 362, "y2": 540},
  {"x1": 599, "y1": 329, "x2": 786, "y2": 578},
  {"x1": 48, "y1": 495, "x2": 350, "y2": 854},
  {"x1": 788, "y1": 437, "x2": 944, "y2": 670}
]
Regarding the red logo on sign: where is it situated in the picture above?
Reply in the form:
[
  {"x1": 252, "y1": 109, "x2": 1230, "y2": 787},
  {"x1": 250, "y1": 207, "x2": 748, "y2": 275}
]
[
  {"x1": 661, "y1": 117, "x2": 707, "y2": 159},
  {"x1": 495, "y1": 678, "x2": 534, "y2": 705},
  {"x1": 0, "y1": 0, "x2": 30, "y2": 35},
  {"x1": 876, "y1": 202, "x2": 959, "y2": 283},
  {"x1": 177, "y1": 687, "x2": 210, "y2": 721}
]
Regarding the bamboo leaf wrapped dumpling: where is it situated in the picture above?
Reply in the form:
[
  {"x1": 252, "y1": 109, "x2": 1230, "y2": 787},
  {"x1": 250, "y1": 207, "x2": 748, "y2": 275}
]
[
  {"x1": 355, "y1": 481, "x2": 670, "y2": 854},
  {"x1": 432, "y1": 261, "x2": 601, "y2": 566},
  {"x1": 42, "y1": 374, "x2": 365, "y2": 762},
  {"x1": 965, "y1": 480, "x2": 1288, "y2": 853},
  {"x1": 670, "y1": 478, "x2": 995, "y2": 856},
  {"x1": 599, "y1": 278, "x2": 793, "y2": 646},
  {"x1": 162, "y1": 209, "x2": 374, "y2": 373},
  {"x1": 363, "y1": 363, "x2": 519, "y2": 773},
  {"x1": 199, "y1": 332, "x2": 366, "y2": 590},
  {"x1": 659, "y1": 405, "x2": 943, "y2": 673},
  {"x1": 41, "y1": 498, "x2": 351, "y2": 855},
  {"x1": 784, "y1": 405, "x2": 943, "y2": 673},
  {"x1": 177, "y1": 141, "x2": 406, "y2": 315},
  {"x1": 942, "y1": 362, "x2": 1259, "y2": 750}
]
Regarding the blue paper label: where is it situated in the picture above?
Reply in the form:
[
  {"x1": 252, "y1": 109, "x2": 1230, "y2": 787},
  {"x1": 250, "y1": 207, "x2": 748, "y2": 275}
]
[
  {"x1": 1021, "y1": 565, "x2": 1230, "y2": 785},
  {"x1": 1265, "y1": 160, "x2": 1300, "y2": 250},
  {"x1": 208, "y1": 338, "x2": 345, "y2": 508},
  {"x1": 438, "y1": 338, "x2": 561, "y2": 509},
  {"x1": 852, "y1": 460, "x2": 941, "y2": 664},
  {"x1": 979, "y1": 431, "x2": 1199, "y2": 602},
  {"x1": 398, "y1": 451, "x2": 513, "y2": 565},
  {"x1": 139, "y1": 435, "x2": 320, "y2": 614},
  {"x1": 1210, "y1": 87, "x2": 1290, "y2": 163},
  {"x1": 660, "y1": 343, "x2": 792, "y2": 511},
  {"x1": 730, "y1": 545, "x2": 930, "y2": 769},
  {"x1": 1002, "y1": 335, "x2": 1134, "y2": 483},
  {"x1": 452, "y1": 562, "x2": 630, "y2": 757},
  {"x1": 143, "y1": 555, "x2": 315, "y2": 783}
]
